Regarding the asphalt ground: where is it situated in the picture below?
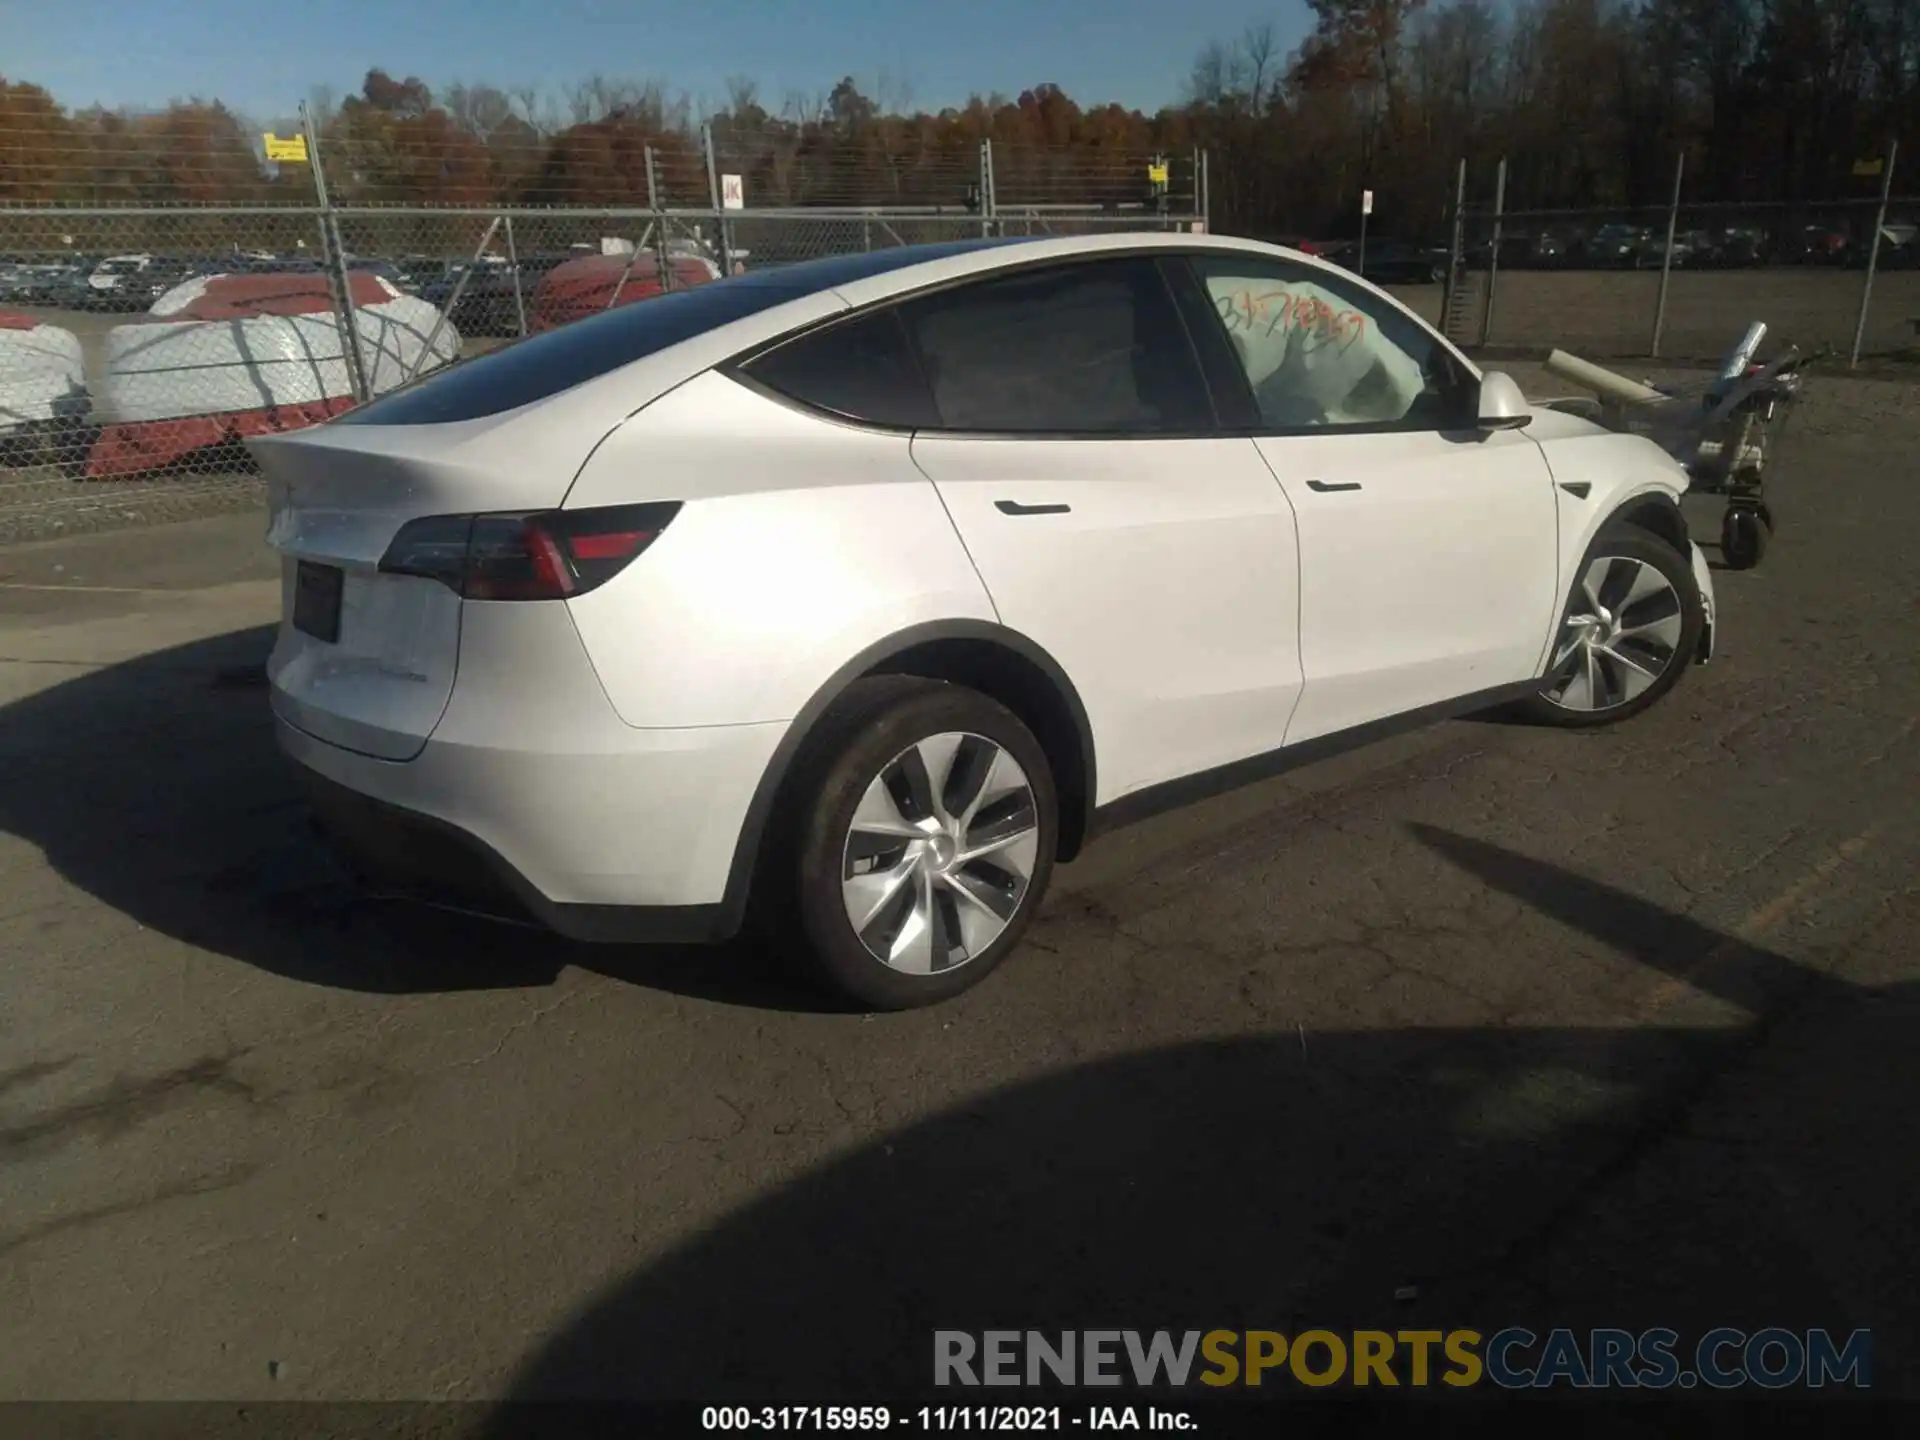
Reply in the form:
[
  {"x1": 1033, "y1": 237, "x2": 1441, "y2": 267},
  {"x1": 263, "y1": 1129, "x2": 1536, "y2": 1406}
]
[{"x1": 0, "y1": 362, "x2": 1914, "y2": 1416}]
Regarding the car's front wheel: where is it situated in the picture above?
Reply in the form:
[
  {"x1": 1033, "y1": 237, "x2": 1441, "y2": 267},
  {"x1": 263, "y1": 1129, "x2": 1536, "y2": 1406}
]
[
  {"x1": 1519, "y1": 523, "x2": 1705, "y2": 728},
  {"x1": 764, "y1": 676, "x2": 1058, "y2": 1010}
]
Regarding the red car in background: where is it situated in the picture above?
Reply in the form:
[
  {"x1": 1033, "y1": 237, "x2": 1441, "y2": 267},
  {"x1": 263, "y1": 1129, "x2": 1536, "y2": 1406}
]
[
  {"x1": 1270, "y1": 236, "x2": 1344, "y2": 257},
  {"x1": 530, "y1": 252, "x2": 719, "y2": 332}
]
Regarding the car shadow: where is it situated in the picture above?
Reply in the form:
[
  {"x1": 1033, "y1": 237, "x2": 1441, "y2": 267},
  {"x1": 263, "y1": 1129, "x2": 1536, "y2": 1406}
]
[
  {"x1": 475, "y1": 833, "x2": 1913, "y2": 1412},
  {"x1": 0, "y1": 625, "x2": 843, "y2": 1012}
]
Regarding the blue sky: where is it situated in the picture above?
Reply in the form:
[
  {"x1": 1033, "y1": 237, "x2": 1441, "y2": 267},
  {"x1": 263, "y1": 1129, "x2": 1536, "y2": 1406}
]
[{"x1": 9, "y1": 0, "x2": 1313, "y2": 122}]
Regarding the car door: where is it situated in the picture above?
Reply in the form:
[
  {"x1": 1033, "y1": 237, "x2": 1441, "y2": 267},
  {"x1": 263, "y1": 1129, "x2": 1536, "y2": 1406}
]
[
  {"x1": 1173, "y1": 251, "x2": 1562, "y2": 746},
  {"x1": 901, "y1": 256, "x2": 1305, "y2": 804}
]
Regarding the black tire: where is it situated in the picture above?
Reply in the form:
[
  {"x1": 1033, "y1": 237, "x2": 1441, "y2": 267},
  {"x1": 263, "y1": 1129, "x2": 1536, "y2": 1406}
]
[
  {"x1": 1516, "y1": 522, "x2": 1705, "y2": 729},
  {"x1": 1720, "y1": 506, "x2": 1771, "y2": 570},
  {"x1": 759, "y1": 675, "x2": 1059, "y2": 1010}
]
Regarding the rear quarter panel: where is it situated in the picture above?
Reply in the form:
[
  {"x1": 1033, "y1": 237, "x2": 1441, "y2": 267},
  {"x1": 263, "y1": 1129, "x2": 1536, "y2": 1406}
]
[{"x1": 563, "y1": 373, "x2": 996, "y2": 729}]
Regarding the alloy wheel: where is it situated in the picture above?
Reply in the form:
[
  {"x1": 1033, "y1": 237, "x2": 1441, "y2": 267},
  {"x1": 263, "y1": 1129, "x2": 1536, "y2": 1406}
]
[
  {"x1": 840, "y1": 732, "x2": 1041, "y2": 974},
  {"x1": 1543, "y1": 554, "x2": 1685, "y2": 712}
]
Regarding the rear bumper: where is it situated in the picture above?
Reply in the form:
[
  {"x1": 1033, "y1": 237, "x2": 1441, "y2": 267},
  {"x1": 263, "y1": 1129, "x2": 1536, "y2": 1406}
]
[
  {"x1": 1689, "y1": 540, "x2": 1717, "y2": 663},
  {"x1": 277, "y1": 706, "x2": 787, "y2": 945},
  {"x1": 298, "y1": 765, "x2": 728, "y2": 943}
]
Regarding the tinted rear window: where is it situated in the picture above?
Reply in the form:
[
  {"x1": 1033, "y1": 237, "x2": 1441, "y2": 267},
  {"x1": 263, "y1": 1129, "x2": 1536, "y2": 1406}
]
[
  {"x1": 338, "y1": 280, "x2": 812, "y2": 427},
  {"x1": 898, "y1": 258, "x2": 1214, "y2": 434},
  {"x1": 742, "y1": 308, "x2": 939, "y2": 429}
]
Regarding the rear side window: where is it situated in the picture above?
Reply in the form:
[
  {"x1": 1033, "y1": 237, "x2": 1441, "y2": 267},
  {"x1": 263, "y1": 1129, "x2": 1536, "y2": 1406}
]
[
  {"x1": 897, "y1": 258, "x2": 1213, "y2": 434},
  {"x1": 740, "y1": 309, "x2": 938, "y2": 429},
  {"x1": 338, "y1": 279, "x2": 812, "y2": 427}
]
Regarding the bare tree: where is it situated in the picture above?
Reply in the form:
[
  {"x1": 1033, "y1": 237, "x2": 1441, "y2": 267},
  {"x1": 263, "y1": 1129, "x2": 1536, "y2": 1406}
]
[
  {"x1": 1241, "y1": 21, "x2": 1279, "y2": 110},
  {"x1": 875, "y1": 67, "x2": 918, "y2": 116},
  {"x1": 782, "y1": 89, "x2": 829, "y2": 126},
  {"x1": 443, "y1": 81, "x2": 515, "y2": 139},
  {"x1": 724, "y1": 75, "x2": 764, "y2": 124},
  {"x1": 1188, "y1": 41, "x2": 1237, "y2": 106},
  {"x1": 503, "y1": 84, "x2": 548, "y2": 134},
  {"x1": 568, "y1": 74, "x2": 645, "y2": 125}
]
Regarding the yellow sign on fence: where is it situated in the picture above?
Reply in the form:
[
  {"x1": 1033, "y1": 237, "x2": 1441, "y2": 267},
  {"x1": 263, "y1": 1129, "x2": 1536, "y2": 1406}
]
[
  {"x1": 1853, "y1": 157, "x2": 1884, "y2": 177},
  {"x1": 1147, "y1": 161, "x2": 1170, "y2": 186},
  {"x1": 263, "y1": 133, "x2": 309, "y2": 164}
]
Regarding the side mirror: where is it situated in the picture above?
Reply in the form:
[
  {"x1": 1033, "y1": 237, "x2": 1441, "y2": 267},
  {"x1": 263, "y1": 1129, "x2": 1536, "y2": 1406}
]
[{"x1": 1476, "y1": 371, "x2": 1533, "y2": 431}]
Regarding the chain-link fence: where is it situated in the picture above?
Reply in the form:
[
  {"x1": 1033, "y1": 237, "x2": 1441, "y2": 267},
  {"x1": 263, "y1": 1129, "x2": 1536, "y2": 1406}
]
[
  {"x1": 1, "y1": 131, "x2": 1206, "y2": 542},
  {"x1": 1437, "y1": 152, "x2": 1920, "y2": 366}
]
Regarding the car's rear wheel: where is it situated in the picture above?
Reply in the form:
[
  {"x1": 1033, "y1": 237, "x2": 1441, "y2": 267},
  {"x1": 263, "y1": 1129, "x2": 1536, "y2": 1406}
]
[
  {"x1": 764, "y1": 676, "x2": 1058, "y2": 1010},
  {"x1": 1518, "y1": 524, "x2": 1704, "y2": 728}
]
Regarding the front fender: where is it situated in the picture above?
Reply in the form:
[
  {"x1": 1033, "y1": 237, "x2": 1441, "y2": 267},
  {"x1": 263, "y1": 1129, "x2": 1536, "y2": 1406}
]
[
  {"x1": 1556, "y1": 466, "x2": 1692, "y2": 584},
  {"x1": 1531, "y1": 428, "x2": 1698, "y2": 676}
]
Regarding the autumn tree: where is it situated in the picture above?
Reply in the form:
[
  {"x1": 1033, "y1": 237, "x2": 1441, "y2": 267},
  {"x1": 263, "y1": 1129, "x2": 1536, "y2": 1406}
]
[
  {"x1": 141, "y1": 101, "x2": 265, "y2": 203},
  {"x1": 325, "y1": 69, "x2": 489, "y2": 205},
  {"x1": 7, "y1": 1, "x2": 1920, "y2": 234},
  {"x1": 0, "y1": 78, "x2": 80, "y2": 202}
]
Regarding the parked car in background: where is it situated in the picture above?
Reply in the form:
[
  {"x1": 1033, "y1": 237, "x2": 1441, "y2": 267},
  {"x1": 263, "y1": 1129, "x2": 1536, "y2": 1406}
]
[
  {"x1": 1700, "y1": 227, "x2": 1770, "y2": 268},
  {"x1": 118, "y1": 256, "x2": 220, "y2": 309},
  {"x1": 1629, "y1": 231, "x2": 1696, "y2": 269},
  {"x1": 253, "y1": 257, "x2": 325, "y2": 275},
  {"x1": 348, "y1": 260, "x2": 409, "y2": 290},
  {"x1": 1850, "y1": 220, "x2": 1918, "y2": 268},
  {"x1": 1478, "y1": 231, "x2": 1568, "y2": 270},
  {"x1": 1339, "y1": 240, "x2": 1449, "y2": 285},
  {"x1": 419, "y1": 253, "x2": 588, "y2": 336},
  {"x1": 1779, "y1": 225, "x2": 1851, "y2": 265},
  {"x1": 82, "y1": 254, "x2": 157, "y2": 309},
  {"x1": 1514, "y1": 231, "x2": 1569, "y2": 269},
  {"x1": 1575, "y1": 224, "x2": 1651, "y2": 269},
  {"x1": 1662, "y1": 230, "x2": 1724, "y2": 267},
  {"x1": 1267, "y1": 236, "x2": 1346, "y2": 257},
  {"x1": 0, "y1": 262, "x2": 80, "y2": 306},
  {"x1": 391, "y1": 256, "x2": 458, "y2": 294},
  {"x1": 529, "y1": 252, "x2": 718, "y2": 331}
]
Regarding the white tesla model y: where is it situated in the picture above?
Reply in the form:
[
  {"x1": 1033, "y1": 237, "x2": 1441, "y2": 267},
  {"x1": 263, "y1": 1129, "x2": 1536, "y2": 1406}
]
[{"x1": 252, "y1": 233, "x2": 1717, "y2": 1008}]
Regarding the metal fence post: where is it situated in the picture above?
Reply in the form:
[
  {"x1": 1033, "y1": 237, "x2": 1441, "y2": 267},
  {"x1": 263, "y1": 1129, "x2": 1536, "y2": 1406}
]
[
  {"x1": 1199, "y1": 148, "x2": 1210, "y2": 233},
  {"x1": 702, "y1": 123, "x2": 732, "y2": 274},
  {"x1": 1851, "y1": 138, "x2": 1899, "y2": 368},
  {"x1": 602, "y1": 234, "x2": 646, "y2": 312},
  {"x1": 404, "y1": 215, "x2": 500, "y2": 385},
  {"x1": 1481, "y1": 157, "x2": 1507, "y2": 346},
  {"x1": 503, "y1": 215, "x2": 528, "y2": 337},
  {"x1": 644, "y1": 145, "x2": 670, "y2": 288},
  {"x1": 979, "y1": 141, "x2": 995, "y2": 238},
  {"x1": 301, "y1": 101, "x2": 371, "y2": 404},
  {"x1": 1652, "y1": 149, "x2": 1686, "y2": 359},
  {"x1": 1440, "y1": 158, "x2": 1468, "y2": 342}
]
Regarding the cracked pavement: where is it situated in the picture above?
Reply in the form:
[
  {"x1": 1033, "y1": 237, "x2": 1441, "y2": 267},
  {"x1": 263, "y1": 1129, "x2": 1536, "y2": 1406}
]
[{"x1": 0, "y1": 366, "x2": 1916, "y2": 1401}]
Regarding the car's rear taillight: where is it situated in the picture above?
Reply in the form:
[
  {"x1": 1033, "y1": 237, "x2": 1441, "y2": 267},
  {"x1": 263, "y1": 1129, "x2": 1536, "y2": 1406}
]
[{"x1": 379, "y1": 502, "x2": 680, "y2": 600}]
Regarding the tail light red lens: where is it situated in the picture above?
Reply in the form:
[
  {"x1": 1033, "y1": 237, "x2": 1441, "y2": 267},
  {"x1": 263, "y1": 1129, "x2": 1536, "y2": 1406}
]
[{"x1": 379, "y1": 502, "x2": 680, "y2": 600}]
